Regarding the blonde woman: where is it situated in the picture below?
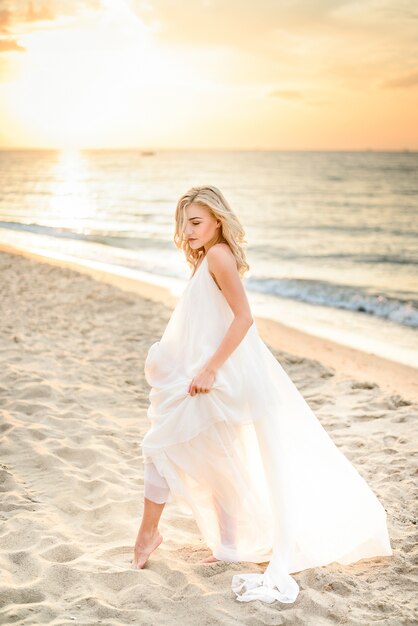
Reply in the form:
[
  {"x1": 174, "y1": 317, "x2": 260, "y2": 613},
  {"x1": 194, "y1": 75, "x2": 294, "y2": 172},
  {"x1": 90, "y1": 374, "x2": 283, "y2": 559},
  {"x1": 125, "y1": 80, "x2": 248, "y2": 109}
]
[{"x1": 132, "y1": 185, "x2": 392, "y2": 604}]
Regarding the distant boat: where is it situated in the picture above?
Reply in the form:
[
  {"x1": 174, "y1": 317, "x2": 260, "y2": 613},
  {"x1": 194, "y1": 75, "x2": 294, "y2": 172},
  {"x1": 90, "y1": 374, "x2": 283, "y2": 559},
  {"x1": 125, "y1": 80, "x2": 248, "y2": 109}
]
[{"x1": 141, "y1": 150, "x2": 155, "y2": 156}]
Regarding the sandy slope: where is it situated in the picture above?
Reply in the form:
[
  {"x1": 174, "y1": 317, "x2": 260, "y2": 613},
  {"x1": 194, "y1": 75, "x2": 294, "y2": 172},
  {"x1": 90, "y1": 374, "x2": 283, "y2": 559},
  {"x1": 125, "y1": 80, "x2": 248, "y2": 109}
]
[{"x1": 0, "y1": 249, "x2": 416, "y2": 626}]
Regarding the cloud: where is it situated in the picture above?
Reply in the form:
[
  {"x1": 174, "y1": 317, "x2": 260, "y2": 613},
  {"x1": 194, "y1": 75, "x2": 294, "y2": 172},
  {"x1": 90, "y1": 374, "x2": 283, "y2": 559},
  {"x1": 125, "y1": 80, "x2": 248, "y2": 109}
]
[
  {"x1": 270, "y1": 89, "x2": 304, "y2": 100},
  {"x1": 0, "y1": 0, "x2": 98, "y2": 50},
  {"x1": 130, "y1": 0, "x2": 418, "y2": 95},
  {"x1": 0, "y1": 38, "x2": 25, "y2": 52},
  {"x1": 132, "y1": 0, "x2": 355, "y2": 49},
  {"x1": 0, "y1": 0, "x2": 99, "y2": 34},
  {"x1": 0, "y1": 5, "x2": 22, "y2": 83},
  {"x1": 0, "y1": 6, "x2": 13, "y2": 33},
  {"x1": 0, "y1": 1, "x2": 56, "y2": 33},
  {"x1": 380, "y1": 69, "x2": 418, "y2": 89},
  {"x1": 268, "y1": 88, "x2": 329, "y2": 107},
  {"x1": 0, "y1": 0, "x2": 56, "y2": 56},
  {"x1": 26, "y1": 2, "x2": 56, "y2": 22}
]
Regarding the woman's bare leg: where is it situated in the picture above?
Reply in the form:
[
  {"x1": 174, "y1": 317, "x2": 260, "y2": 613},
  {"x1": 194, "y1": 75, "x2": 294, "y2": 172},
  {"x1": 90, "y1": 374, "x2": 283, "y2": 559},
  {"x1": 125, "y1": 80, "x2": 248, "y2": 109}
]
[
  {"x1": 133, "y1": 497, "x2": 165, "y2": 569},
  {"x1": 200, "y1": 493, "x2": 237, "y2": 563}
]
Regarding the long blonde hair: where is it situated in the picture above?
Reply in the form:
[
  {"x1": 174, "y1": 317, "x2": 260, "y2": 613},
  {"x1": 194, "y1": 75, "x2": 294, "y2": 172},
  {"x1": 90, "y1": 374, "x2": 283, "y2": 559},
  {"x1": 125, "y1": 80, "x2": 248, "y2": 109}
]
[{"x1": 174, "y1": 185, "x2": 250, "y2": 278}]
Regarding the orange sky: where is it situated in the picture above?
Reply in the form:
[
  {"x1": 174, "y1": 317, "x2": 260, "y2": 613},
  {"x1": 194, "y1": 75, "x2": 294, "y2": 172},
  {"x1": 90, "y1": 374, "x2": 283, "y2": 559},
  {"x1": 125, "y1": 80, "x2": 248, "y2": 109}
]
[{"x1": 0, "y1": 0, "x2": 417, "y2": 150}]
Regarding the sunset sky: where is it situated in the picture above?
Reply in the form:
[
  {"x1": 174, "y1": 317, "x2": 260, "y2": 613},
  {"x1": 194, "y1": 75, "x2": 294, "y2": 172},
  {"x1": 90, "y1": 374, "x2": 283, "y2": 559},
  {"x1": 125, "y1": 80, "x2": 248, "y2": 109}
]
[{"x1": 0, "y1": 0, "x2": 417, "y2": 150}]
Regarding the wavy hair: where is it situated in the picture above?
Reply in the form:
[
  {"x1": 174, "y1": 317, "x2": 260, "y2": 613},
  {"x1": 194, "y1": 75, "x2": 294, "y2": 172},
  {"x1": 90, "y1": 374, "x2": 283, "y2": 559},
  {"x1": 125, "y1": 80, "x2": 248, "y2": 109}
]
[{"x1": 173, "y1": 185, "x2": 250, "y2": 278}]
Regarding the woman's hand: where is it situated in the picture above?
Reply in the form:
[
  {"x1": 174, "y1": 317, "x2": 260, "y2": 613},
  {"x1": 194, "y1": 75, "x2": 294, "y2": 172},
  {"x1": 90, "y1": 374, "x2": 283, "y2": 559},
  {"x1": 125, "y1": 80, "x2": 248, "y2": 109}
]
[{"x1": 188, "y1": 365, "x2": 217, "y2": 396}]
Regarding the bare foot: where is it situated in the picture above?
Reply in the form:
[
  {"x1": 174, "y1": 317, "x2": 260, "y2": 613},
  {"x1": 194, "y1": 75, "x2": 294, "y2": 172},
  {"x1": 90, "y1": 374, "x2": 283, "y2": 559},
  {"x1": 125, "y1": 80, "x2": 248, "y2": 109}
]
[
  {"x1": 133, "y1": 530, "x2": 163, "y2": 569},
  {"x1": 199, "y1": 555, "x2": 220, "y2": 563}
]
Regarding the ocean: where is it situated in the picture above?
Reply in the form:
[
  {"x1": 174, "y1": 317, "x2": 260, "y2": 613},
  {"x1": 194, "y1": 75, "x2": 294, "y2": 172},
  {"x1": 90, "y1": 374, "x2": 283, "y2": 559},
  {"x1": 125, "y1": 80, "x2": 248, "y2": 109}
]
[{"x1": 0, "y1": 148, "x2": 417, "y2": 367}]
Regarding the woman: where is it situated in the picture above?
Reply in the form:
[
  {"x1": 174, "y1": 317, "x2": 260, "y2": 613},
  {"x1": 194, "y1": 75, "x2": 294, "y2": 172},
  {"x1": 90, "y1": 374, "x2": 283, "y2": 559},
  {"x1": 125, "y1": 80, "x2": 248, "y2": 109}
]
[{"x1": 132, "y1": 185, "x2": 392, "y2": 604}]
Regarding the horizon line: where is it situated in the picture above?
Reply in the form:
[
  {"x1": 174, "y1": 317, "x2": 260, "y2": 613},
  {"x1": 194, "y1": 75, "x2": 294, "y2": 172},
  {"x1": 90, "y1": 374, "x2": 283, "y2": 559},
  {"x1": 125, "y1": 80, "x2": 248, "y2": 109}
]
[{"x1": 0, "y1": 147, "x2": 416, "y2": 153}]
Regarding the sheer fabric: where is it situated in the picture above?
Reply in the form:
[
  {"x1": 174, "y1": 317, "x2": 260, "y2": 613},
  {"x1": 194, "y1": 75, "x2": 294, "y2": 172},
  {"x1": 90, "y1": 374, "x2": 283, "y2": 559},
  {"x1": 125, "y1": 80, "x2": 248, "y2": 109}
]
[{"x1": 141, "y1": 255, "x2": 392, "y2": 603}]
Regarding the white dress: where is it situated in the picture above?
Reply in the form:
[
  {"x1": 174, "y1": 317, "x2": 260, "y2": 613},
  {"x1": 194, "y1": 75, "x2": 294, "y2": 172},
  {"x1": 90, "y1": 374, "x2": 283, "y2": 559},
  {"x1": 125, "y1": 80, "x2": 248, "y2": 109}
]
[{"x1": 141, "y1": 254, "x2": 393, "y2": 604}]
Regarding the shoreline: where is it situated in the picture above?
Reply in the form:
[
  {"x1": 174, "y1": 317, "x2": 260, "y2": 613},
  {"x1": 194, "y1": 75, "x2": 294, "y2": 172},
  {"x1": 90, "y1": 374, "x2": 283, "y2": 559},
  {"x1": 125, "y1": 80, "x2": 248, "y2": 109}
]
[{"x1": 1, "y1": 241, "x2": 416, "y2": 402}]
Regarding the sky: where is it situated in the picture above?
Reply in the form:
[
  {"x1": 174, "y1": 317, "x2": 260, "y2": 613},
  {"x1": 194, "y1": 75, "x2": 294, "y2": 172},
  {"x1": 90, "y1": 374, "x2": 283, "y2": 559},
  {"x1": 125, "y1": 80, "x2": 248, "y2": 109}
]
[{"x1": 0, "y1": 0, "x2": 417, "y2": 150}]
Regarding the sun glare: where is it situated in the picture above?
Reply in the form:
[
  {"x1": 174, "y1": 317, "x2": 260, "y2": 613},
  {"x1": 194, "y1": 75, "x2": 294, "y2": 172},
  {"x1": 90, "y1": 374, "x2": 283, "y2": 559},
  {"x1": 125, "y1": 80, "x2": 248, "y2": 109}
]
[
  {"x1": 48, "y1": 149, "x2": 95, "y2": 219},
  {"x1": 4, "y1": 1, "x2": 165, "y2": 148}
]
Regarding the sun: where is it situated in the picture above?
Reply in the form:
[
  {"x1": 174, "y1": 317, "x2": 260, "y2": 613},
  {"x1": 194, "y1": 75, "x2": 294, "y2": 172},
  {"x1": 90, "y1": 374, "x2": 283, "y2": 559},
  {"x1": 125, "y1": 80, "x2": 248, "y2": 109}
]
[{"x1": 3, "y1": 0, "x2": 168, "y2": 148}]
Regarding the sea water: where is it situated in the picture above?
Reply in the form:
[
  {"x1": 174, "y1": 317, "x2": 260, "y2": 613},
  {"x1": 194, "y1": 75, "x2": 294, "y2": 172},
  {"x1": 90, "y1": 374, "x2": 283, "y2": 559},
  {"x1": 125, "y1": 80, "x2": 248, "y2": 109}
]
[{"x1": 0, "y1": 148, "x2": 416, "y2": 367}]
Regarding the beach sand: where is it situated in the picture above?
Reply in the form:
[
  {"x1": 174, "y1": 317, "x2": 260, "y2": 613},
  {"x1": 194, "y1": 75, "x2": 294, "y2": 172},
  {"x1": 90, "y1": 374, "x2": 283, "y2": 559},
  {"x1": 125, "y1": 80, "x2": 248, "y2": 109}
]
[{"x1": 0, "y1": 247, "x2": 416, "y2": 625}]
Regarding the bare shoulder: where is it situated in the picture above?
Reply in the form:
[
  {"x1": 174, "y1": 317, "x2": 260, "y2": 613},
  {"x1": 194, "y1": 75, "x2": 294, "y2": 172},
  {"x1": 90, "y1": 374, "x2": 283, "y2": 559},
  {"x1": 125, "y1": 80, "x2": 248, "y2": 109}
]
[
  {"x1": 206, "y1": 242, "x2": 236, "y2": 268},
  {"x1": 206, "y1": 243, "x2": 252, "y2": 320},
  {"x1": 206, "y1": 243, "x2": 240, "y2": 291}
]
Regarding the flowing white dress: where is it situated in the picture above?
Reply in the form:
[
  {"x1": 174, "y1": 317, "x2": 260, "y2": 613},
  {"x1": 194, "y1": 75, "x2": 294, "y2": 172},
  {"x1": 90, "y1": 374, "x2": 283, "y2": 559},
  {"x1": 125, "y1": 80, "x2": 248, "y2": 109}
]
[{"x1": 141, "y1": 255, "x2": 393, "y2": 604}]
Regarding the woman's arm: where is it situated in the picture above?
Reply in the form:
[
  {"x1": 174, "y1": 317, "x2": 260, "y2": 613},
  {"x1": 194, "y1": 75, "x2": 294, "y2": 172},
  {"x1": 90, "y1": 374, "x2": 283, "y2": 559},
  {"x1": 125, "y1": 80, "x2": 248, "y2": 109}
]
[
  {"x1": 204, "y1": 245, "x2": 253, "y2": 373},
  {"x1": 188, "y1": 244, "x2": 253, "y2": 396},
  {"x1": 205, "y1": 314, "x2": 253, "y2": 375}
]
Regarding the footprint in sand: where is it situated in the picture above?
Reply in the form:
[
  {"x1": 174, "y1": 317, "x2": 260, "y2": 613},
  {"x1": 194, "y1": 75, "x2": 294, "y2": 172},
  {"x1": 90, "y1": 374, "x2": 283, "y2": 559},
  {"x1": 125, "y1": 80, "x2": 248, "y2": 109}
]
[{"x1": 351, "y1": 380, "x2": 378, "y2": 390}]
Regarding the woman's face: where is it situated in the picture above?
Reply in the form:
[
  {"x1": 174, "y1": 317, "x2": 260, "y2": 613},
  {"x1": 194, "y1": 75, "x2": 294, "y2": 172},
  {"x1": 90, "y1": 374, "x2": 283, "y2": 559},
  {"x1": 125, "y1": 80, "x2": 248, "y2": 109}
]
[{"x1": 184, "y1": 203, "x2": 221, "y2": 251}]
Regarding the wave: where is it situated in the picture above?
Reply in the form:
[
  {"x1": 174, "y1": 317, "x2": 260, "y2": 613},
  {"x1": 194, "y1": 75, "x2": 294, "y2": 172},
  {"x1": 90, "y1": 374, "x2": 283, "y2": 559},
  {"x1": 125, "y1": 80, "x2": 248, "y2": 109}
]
[
  {"x1": 248, "y1": 244, "x2": 417, "y2": 266},
  {"x1": 244, "y1": 276, "x2": 418, "y2": 328},
  {"x1": 0, "y1": 220, "x2": 161, "y2": 250}
]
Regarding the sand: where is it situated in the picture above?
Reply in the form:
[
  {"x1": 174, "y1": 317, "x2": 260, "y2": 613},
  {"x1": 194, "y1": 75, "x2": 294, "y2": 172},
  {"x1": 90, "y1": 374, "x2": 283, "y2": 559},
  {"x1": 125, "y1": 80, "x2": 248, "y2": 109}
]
[{"x1": 0, "y1": 247, "x2": 417, "y2": 626}]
